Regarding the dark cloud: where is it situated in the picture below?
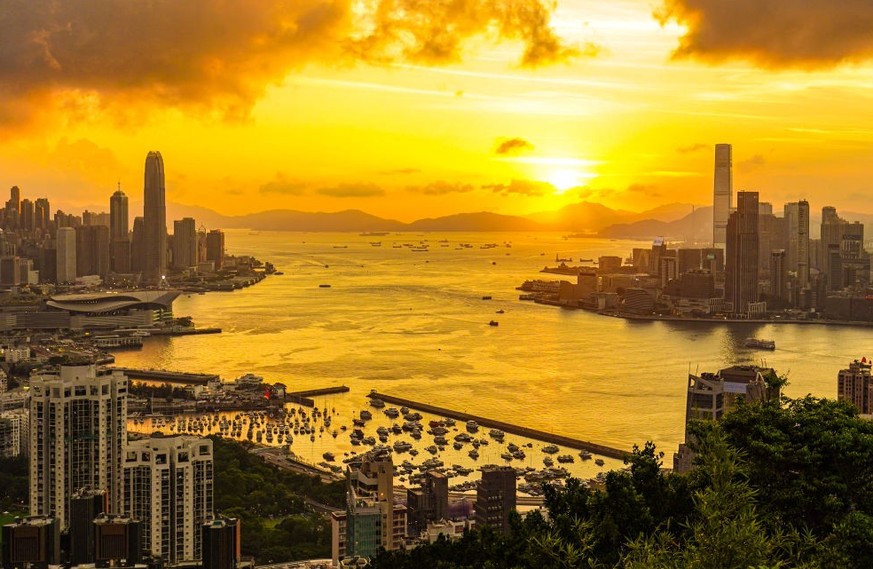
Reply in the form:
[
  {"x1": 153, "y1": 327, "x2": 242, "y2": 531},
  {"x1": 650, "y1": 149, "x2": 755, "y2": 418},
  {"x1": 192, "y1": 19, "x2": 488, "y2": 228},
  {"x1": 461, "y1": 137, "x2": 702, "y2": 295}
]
[
  {"x1": 317, "y1": 183, "x2": 385, "y2": 198},
  {"x1": 676, "y1": 143, "x2": 707, "y2": 154},
  {"x1": 482, "y1": 179, "x2": 553, "y2": 196},
  {"x1": 737, "y1": 154, "x2": 766, "y2": 172},
  {"x1": 259, "y1": 174, "x2": 308, "y2": 195},
  {"x1": 0, "y1": 0, "x2": 578, "y2": 126},
  {"x1": 407, "y1": 181, "x2": 474, "y2": 195},
  {"x1": 656, "y1": 0, "x2": 873, "y2": 68},
  {"x1": 349, "y1": 0, "x2": 582, "y2": 68},
  {"x1": 626, "y1": 183, "x2": 661, "y2": 197},
  {"x1": 494, "y1": 137, "x2": 535, "y2": 155}
]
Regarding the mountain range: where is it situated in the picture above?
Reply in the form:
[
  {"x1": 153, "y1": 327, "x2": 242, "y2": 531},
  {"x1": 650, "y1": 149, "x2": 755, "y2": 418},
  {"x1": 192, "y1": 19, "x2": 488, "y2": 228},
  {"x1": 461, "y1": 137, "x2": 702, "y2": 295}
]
[
  {"x1": 164, "y1": 201, "x2": 873, "y2": 241},
  {"x1": 166, "y1": 201, "x2": 701, "y2": 237}
]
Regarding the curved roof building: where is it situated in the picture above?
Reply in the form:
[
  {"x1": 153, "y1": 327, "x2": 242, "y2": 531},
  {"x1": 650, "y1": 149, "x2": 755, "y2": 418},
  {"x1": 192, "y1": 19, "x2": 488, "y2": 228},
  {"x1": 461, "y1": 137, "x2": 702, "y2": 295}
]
[{"x1": 44, "y1": 290, "x2": 181, "y2": 329}]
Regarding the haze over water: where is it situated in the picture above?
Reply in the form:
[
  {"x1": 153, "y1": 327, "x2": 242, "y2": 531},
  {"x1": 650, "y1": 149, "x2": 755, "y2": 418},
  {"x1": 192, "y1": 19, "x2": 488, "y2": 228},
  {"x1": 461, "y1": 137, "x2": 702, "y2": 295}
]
[{"x1": 118, "y1": 230, "x2": 854, "y2": 457}]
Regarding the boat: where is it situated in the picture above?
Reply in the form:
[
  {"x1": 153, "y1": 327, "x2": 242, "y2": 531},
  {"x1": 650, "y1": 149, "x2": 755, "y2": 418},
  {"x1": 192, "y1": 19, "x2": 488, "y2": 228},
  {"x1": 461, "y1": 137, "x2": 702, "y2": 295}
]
[
  {"x1": 319, "y1": 284, "x2": 331, "y2": 288},
  {"x1": 323, "y1": 452, "x2": 335, "y2": 461},
  {"x1": 393, "y1": 440, "x2": 413, "y2": 452},
  {"x1": 542, "y1": 445, "x2": 559, "y2": 454},
  {"x1": 466, "y1": 420, "x2": 479, "y2": 432},
  {"x1": 595, "y1": 458, "x2": 605, "y2": 466},
  {"x1": 468, "y1": 449, "x2": 479, "y2": 459},
  {"x1": 360, "y1": 410, "x2": 372, "y2": 420},
  {"x1": 482, "y1": 295, "x2": 492, "y2": 300},
  {"x1": 370, "y1": 398, "x2": 386, "y2": 408},
  {"x1": 745, "y1": 338, "x2": 776, "y2": 350},
  {"x1": 579, "y1": 450, "x2": 593, "y2": 460},
  {"x1": 496, "y1": 309, "x2": 504, "y2": 314},
  {"x1": 488, "y1": 320, "x2": 499, "y2": 327},
  {"x1": 557, "y1": 454, "x2": 575, "y2": 463},
  {"x1": 489, "y1": 429, "x2": 505, "y2": 440}
]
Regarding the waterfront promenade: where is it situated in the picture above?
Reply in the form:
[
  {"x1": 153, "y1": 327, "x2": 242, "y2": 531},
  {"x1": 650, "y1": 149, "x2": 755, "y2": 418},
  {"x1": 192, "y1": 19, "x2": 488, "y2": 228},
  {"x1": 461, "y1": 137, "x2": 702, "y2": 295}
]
[{"x1": 368, "y1": 391, "x2": 630, "y2": 460}]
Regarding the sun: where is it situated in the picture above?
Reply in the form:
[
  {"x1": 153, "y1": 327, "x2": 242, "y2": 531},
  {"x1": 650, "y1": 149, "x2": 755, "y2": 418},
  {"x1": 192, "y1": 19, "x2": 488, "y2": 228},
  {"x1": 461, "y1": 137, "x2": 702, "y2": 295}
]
[{"x1": 546, "y1": 169, "x2": 583, "y2": 193}]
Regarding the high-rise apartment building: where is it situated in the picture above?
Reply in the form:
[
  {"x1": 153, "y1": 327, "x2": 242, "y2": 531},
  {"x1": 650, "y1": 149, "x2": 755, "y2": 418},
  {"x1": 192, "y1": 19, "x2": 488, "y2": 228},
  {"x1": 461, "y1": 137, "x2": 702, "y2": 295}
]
[
  {"x1": 770, "y1": 249, "x2": 787, "y2": 303},
  {"x1": 173, "y1": 218, "x2": 197, "y2": 270},
  {"x1": 712, "y1": 144, "x2": 732, "y2": 249},
  {"x1": 130, "y1": 217, "x2": 145, "y2": 274},
  {"x1": 143, "y1": 151, "x2": 167, "y2": 282},
  {"x1": 474, "y1": 466, "x2": 516, "y2": 535},
  {"x1": 725, "y1": 191, "x2": 759, "y2": 314},
  {"x1": 19, "y1": 199, "x2": 34, "y2": 234},
  {"x1": 29, "y1": 365, "x2": 128, "y2": 529},
  {"x1": 122, "y1": 435, "x2": 214, "y2": 564},
  {"x1": 838, "y1": 359, "x2": 873, "y2": 414},
  {"x1": 784, "y1": 200, "x2": 810, "y2": 288},
  {"x1": 674, "y1": 365, "x2": 779, "y2": 473},
  {"x1": 56, "y1": 227, "x2": 77, "y2": 283},
  {"x1": 0, "y1": 409, "x2": 28, "y2": 459},
  {"x1": 332, "y1": 448, "x2": 406, "y2": 566},
  {"x1": 34, "y1": 198, "x2": 51, "y2": 232}
]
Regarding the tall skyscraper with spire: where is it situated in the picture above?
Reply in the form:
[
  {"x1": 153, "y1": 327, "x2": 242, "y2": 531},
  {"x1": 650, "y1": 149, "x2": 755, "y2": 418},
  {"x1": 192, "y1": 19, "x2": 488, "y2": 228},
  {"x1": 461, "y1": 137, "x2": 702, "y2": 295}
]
[
  {"x1": 143, "y1": 152, "x2": 167, "y2": 281},
  {"x1": 712, "y1": 144, "x2": 732, "y2": 249}
]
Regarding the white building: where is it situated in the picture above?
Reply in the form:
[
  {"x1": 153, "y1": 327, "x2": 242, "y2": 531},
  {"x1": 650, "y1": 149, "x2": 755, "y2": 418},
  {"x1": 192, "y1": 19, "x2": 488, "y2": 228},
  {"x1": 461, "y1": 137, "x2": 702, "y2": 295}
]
[
  {"x1": 29, "y1": 365, "x2": 128, "y2": 528},
  {"x1": 57, "y1": 227, "x2": 77, "y2": 284},
  {"x1": 122, "y1": 435, "x2": 214, "y2": 564},
  {"x1": 0, "y1": 408, "x2": 28, "y2": 458}
]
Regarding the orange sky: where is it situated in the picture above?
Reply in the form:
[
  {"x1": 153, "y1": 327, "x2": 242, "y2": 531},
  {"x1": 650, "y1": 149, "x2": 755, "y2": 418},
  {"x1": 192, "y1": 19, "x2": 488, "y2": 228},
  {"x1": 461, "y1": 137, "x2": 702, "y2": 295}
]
[{"x1": 1, "y1": 0, "x2": 872, "y2": 222}]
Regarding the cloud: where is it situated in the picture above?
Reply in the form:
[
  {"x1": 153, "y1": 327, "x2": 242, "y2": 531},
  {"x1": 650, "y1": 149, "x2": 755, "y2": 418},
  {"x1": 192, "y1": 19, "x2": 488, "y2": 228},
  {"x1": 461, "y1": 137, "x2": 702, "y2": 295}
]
[
  {"x1": 656, "y1": 0, "x2": 873, "y2": 68},
  {"x1": 0, "y1": 0, "x2": 578, "y2": 127},
  {"x1": 494, "y1": 137, "x2": 535, "y2": 155},
  {"x1": 676, "y1": 143, "x2": 707, "y2": 154},
  {"x1": 626, "y1": 183, "x2": 661, "y2": 197},
  {"x1": 317, "y1": 182, "x2": 385, "y2": 198},
  {"x1": 406, "y1": 181, "x2": 474, "y2": 195},
  {"x1": 259, "y1": 174, "x2": 308, "y2": 195},
  {"x1": 737, "y1": 154, "x2": 766, "y2": 172},
  {"x1": 349, "y1": 0, "x2": 582, "y2": 68},
  {"x1": 482, "y1": 178, "x2": 554, "y2": 196}
]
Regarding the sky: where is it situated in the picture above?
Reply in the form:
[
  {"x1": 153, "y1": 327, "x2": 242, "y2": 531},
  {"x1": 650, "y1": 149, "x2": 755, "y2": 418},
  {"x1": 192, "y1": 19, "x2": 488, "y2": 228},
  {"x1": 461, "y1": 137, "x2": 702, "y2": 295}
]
[{"x1": 1, "y1": 0, "x2": 872, "y2": 222}]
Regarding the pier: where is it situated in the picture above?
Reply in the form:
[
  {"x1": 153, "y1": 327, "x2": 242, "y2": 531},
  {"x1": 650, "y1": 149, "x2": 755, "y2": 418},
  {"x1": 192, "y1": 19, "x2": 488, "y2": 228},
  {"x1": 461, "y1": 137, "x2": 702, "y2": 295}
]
[
  {"x1": 368, "y1": 391, "x2": 630, "y2": 460},
  {"x1": 286, "y1": 386, "x2": 350, "y2": 407},
  {"x1": 116, "y1": 368, "x2": 218, "y2": 385}
]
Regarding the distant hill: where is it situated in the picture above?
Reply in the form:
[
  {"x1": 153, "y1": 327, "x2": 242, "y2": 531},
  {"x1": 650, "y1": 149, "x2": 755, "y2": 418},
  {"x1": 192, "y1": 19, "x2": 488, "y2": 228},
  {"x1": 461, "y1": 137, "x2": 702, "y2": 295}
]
[
  {"x1": 407, "y1": 212, "x2": 545, "y2": 232},
  {"x1": 163, "y1": 201, "x2": 706, "y2": 233},
  {"x1": 599, "y1": 206, "x2": 713, "y2": 241}
]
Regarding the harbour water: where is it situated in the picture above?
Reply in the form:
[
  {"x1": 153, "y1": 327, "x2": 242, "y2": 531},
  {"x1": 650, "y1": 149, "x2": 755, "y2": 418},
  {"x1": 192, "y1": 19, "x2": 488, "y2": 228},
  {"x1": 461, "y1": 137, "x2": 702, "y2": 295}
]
[{"x1": 120, "y1": 231, "x2": 856, "y2": 480}]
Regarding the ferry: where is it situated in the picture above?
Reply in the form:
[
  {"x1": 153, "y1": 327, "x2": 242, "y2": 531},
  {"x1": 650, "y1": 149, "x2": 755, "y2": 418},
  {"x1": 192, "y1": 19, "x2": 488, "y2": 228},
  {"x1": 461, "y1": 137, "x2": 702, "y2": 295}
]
[{"x1": 745, "y1": 338, "x2": 776, "y2": 350}]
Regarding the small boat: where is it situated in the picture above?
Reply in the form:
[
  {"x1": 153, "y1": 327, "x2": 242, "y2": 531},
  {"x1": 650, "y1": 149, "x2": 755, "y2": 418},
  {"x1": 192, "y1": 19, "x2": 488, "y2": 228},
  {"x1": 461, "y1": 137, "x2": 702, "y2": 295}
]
[
  {"x1": 482, "y1": 295, "x2": 492, "y2": 300},
  {"x1": 489, "y1": 320, "x2": 499, "y2": 327},
  {"x1": 595, "y1": 458, "x2": 605, "y2": 466},
  {"x1": 496, "y1": 309, "x2": 504, "y2": 314},
  {"x1": 745, "y1": 338, "x2": 775, "y2": 350},
  {"x1": 370, "y1": 398, "x2": 386, "y2": 408},
  {"x1": 323, "y1": 452, "x2": 335, "y2": 461},
  {"x1": 466, "y1": 420, "x2": 479, "y2": 432},
  {"x1": 542, "y1": 445, "x2": 559, "y2": 454},
  {"x1": 579, "y1": 450, "x2": 592, "y2": 460},
  {"x1": 319, "y1": 284, "x2": 331, "y2": 288}
]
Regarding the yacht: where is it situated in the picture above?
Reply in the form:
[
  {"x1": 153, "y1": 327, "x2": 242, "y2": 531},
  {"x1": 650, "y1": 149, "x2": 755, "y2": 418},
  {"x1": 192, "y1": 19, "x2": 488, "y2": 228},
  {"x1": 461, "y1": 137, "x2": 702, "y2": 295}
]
[
  {"x1": 466, "y1": 420, "x2": 479, "y2": 432},
  {"x1": 745, "y1": 338, "x2": 776, "y2": 350}
]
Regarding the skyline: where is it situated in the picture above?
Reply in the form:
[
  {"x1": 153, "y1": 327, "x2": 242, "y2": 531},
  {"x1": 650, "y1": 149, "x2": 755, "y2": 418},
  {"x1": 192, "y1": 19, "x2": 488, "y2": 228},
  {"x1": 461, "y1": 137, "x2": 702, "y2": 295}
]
[{"x1": 1, "y1": 0, "x2": 872, "y2": 221}]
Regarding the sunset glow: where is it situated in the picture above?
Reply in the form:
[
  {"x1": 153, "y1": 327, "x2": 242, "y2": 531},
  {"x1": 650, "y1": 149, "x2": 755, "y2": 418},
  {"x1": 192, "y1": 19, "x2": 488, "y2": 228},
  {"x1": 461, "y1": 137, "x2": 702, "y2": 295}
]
[{"x1": 1, "y1": 0, "x2": 872, "y2": 220}]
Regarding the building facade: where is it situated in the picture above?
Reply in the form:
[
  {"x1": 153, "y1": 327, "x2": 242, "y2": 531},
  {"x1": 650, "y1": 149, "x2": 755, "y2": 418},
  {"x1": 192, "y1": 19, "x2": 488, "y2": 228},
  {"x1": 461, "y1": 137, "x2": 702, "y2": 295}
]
[
  {"x1": 29, "y1": 366, "x2": 128, "y2": 529},
  {"x1": 838, "y1": 359, "x2": 873, "y2": 414},
  {"x1": 712, "y1": 143, "x2": 732, "y2": 249},
  {"x1": 122, "y1": 435, "x2": 214, "y2": 564},
  {"x1": 725, "y1": 191, "x2": 759, "y2": 314},
  {"x1": 474, "y1": 466, "x2": 516, "y2": 534},
  {"x1": 143, "y1": 151, "x2": 167, "y2": 282}
]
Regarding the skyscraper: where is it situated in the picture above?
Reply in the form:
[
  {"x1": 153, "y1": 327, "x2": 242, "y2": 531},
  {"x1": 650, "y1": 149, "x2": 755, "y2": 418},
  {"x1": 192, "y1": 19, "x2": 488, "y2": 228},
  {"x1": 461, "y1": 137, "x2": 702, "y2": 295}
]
[
  {"x1": 56, "y1": 227, "x2": 77, "y2": 284},
  {"x1": 29, "y1": 365, "x2": 128, "y2": 529},
  {"x1": 725, "y1": 191, "x2": 759, "y2": 314},
  {"x1": 76, "y1": 225, "x2": 110, "y2": 279},
  {"x1": 143, "y1": 151, "x2": 167, "y2": 282},
  {"x1": 110, "y1": 189, "x2": 130, "y2": 274},
  {"x1": 34, "y1": 198, "x2": 51, "y2": 232},
  {"x1": 784, "y1": 200, "x2": 810, "y2": 288},
  {"x1": 173, "y1": 218, "x2": 197, "y2": 270},
  {"x1": 110, "y1": 189, "x2": 129, "y2": 242},
  {"x1": 712, "y1": 144, "x2": 732, "y2": 249},
  {"x1": 838, "y1": 359, "x2": 873, "y2": 414},
  {"x1": 206, "y1": 229, "x2": 225, "y2": 270},
  {"x1": 130, "y1": 217, "x2": 145, "y2": 273},
  {"x1": 122, "y1": 435, "x2": 214, "y2": 564}
]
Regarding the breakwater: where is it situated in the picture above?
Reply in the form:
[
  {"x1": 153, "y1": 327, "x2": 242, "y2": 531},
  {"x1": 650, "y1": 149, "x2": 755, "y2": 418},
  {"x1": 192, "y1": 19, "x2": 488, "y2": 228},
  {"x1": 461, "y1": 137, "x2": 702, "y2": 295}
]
[
  {"x1": 368, "y1": 391, "x2": 630, "y2": 460},
  {"x1": 286, "y1": 386, "x2": 350, "y2": 407},
  {"x1": 115, "y1": 368, "x2": 218, "y2": 385}
]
